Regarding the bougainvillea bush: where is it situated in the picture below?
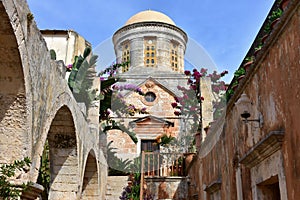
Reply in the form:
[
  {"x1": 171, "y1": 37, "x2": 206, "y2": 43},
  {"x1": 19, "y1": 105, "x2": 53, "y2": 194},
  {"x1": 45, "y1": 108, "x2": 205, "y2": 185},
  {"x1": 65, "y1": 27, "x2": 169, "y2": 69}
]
[{"x1": 171, "y1": 68, "x2": 228, "y2": 150}]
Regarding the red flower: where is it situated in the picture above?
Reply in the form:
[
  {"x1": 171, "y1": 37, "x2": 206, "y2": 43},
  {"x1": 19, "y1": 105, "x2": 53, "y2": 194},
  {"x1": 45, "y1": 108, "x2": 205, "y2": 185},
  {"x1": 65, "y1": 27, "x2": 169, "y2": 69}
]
[
  {"x1": 184, "y1": 70, "x2": 191, "y2": 75},
  {"x1": 200, "y1": 96, "x2": 205, "y2": 101},
  {"x1": 171, "y1": 102, "x2": 178, "y2": 108},
  {"x1": 174, "y1": 97, "x2": 179, "y2": 102},
  {"x1": 174, "y1": 111, "x2": 181, "y2": 116}
]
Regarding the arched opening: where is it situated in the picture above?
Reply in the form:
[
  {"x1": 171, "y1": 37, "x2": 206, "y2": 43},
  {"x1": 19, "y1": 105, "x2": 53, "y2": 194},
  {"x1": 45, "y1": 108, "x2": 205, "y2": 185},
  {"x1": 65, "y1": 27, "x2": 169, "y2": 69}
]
[
  {"x1": 0, "y1": 2, "x2": 27, "y2": 163},
  {"x1": 81, "y1": 151, "x2": 99, "y2": 199},
  {"x1": 40, "y1": 106, "x2": 79, "y2": 199}
]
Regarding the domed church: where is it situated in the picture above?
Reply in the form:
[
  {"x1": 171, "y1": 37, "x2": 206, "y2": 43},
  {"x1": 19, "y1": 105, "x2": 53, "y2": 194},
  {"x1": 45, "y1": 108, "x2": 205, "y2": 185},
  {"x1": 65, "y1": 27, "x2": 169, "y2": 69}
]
[{"x1": 107, "y1": 10, "x2": 206, "y2": 160}]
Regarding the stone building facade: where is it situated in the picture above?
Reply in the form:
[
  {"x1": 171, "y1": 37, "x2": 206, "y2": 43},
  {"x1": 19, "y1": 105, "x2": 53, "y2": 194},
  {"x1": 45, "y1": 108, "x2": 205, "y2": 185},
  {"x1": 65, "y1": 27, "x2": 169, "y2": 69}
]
[
  {"x1": 187, "y1": 0, "x2": 300, "y2": 199},
  {"x1": 107, "y1": 10, "x2": 191, "y2": 160},
  {"x1": 0, "y1": 0, "x2": 107, "y2": 199},
  {"x1": 41, "y1": 30, "x2": 91, "y2": 66}
]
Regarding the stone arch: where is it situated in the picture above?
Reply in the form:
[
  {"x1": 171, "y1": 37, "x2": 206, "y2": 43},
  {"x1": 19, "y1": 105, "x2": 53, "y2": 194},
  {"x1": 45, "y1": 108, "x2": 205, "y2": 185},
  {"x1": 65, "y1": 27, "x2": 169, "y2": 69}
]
[
  {"x1": 46, "y1": 105, "x2": 79, "y2": 199},
  {"x1": 0, "y1": 2, "x2": 27, "y2": 163},
  {"x1": 81, "y1": 150, "x2": 99, "y2": 199}
]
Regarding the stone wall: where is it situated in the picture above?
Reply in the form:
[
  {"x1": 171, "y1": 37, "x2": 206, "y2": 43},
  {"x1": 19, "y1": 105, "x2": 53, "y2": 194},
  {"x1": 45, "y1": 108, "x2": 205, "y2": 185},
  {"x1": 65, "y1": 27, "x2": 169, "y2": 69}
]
[
  {"x1": 187, "y1": 0, "x2": 300, "y2": 199},
  {"x1": 0, "y1": 0, "x2": 107, "y2": 199}
]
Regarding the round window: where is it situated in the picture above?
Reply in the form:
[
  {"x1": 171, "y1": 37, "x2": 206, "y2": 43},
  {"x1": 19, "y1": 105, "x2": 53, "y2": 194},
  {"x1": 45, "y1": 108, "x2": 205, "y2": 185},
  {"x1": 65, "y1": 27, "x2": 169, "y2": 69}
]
[{"x1": 144, "y1": 92, "x2": 156, "y2": 102}]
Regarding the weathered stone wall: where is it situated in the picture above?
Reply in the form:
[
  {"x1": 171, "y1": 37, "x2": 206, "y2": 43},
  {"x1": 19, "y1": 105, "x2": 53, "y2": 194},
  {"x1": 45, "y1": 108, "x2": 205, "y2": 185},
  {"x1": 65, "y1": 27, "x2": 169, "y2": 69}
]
[
  {"x1": 188, "y1": 1, "x2": 300, "y2": 199},
  {"x1": 0, "y1": 0, "x2": 107, "y2": 199},
  {"x1": 144, "y1": 177, "x2": 188, "y2": 200},
  {"x1": 107, "y1": 79, "x2": 181, "y2": 160}
]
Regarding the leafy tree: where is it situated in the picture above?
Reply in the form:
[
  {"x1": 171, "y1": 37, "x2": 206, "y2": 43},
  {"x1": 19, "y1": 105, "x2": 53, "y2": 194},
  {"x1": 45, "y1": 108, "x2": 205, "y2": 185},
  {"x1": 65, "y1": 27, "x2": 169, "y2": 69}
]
[{"x1": 68, "y1": 47, "x2": 98, "y2": 111}]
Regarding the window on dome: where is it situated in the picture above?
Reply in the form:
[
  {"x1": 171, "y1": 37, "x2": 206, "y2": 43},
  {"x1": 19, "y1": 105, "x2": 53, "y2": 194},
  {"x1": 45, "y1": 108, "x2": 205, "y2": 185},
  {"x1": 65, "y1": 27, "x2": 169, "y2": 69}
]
[
  {"x1": 144, "y1": 37, "x2": 157, "y2": 67},
  {"x1": 170, "y1": 42, "x2": 179, "y2": 71},
  {"x1": 122, "y1": 41, "x2": 130, "y2": 72}
]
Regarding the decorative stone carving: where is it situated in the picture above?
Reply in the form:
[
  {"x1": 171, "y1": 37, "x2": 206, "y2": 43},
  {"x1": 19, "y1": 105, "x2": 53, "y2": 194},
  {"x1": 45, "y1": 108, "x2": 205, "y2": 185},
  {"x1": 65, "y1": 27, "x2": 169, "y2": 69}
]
[
  {"x1": 204, "y1": 178, "x2": 222, "y2": 194},
  {"x1": 239, "y1": 130, "x2": 284, "y2": 168}
]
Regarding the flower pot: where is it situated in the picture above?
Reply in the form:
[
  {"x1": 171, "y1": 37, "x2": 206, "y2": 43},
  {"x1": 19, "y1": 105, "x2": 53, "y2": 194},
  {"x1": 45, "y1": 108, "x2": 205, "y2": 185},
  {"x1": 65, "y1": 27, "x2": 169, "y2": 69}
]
[
  {"x1": 231, "y1": 84, "x2": 238, "y2": 91},
  {"x1": 254, "y1": 48, "x2": 261, "y2": 57},
  {"x1": 243, "y1": 61, "x2": 253, "y2": 72},
  {"x1": 237, "y1": 75, "x2": 245, "y2": 83},
  {"x1": 271, "y1": 18, "x2": 280, "y2": 30},
  {"x1": 261, "y1": 34, "x2": 269, "y2": 44},
  {"x1": 280, "y1": 0, "x2": 290, "y2": 10}
]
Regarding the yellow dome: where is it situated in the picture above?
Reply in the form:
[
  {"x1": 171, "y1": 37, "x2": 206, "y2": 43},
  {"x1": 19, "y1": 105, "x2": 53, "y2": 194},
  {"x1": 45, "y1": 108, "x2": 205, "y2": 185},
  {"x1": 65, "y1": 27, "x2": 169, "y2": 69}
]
[{"x1": 125, "y1": 10, "x2": 176, "y2": 26}]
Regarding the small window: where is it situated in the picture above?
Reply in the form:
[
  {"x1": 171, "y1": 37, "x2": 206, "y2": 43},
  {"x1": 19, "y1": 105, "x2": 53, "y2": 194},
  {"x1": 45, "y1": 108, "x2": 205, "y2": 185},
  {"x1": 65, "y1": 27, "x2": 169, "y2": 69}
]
[
  {"x1": 146, "y1": 59, "x2": 150, "y2": 64},
  {"x1": 151, "y1": 59, "x2": 155, "y2": 64},
  {"x1": 147, "y1": 46, "x2": 150, "y2": 51},
  {"x1": 144, "y1": 92, "x2": 156, "y2": 102},
  {"x1": 151, "y1": 46, "x2": 155, "y2": 50},
  {"x1": 151, "y1": 53, "x2": 155, "y2": 57}
]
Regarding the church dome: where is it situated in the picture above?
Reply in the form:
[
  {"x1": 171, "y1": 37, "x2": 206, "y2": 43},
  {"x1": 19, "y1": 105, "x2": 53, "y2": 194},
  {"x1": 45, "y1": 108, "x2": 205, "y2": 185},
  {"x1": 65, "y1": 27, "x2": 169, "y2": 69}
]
[{"x1": 125, "y1": 10, "x2": 176, "y2": 26}]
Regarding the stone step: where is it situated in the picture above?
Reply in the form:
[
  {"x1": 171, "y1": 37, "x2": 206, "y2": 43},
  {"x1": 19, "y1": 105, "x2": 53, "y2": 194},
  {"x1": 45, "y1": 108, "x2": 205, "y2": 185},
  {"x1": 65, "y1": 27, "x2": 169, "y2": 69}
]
[{"x1": 105, "y1": 176, "x2": 129, "y2": 200}]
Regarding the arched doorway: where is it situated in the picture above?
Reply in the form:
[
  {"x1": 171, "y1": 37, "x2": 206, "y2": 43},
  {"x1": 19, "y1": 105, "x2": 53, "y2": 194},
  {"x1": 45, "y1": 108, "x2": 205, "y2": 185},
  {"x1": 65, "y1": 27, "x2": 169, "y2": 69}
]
[
  {"x1": 0, "y1": 2, "x2": 27, "y2": 163},
  {"x1": 42, "y1": 106, "x2": 79, "y2": 199},
  {"x1": 81, "y1": 151, "x2": 99, "y2": 199}
]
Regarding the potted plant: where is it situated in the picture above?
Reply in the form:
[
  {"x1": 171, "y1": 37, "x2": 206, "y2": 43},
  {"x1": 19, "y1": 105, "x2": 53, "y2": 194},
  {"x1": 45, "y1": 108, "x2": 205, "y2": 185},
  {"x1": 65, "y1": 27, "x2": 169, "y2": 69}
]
[
  {"x1": 269, "y1": 8, "x2": 283, "y2": 29},
  {"x1": 243, "y1": 56, "x2": 254, "y2": 72},
  {"x1": 231, "y1": 80, "x2": 239, "y2": 91},
  {"x1": 226, "y1": 88, "x2": 234, "y2": 101},
  {"x1": 234, "y1": 68, "x2": 246, "y2": 83},
  {"x1": 254, "y1": 43, "x2": 263, "y2": 57}
]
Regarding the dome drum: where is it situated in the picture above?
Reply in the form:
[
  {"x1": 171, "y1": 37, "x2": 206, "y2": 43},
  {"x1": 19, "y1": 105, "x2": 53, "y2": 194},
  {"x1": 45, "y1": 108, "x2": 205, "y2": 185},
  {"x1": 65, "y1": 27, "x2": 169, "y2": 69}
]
[{"x1": 113, "y1": 10, "x2": 188, "y2": 73}]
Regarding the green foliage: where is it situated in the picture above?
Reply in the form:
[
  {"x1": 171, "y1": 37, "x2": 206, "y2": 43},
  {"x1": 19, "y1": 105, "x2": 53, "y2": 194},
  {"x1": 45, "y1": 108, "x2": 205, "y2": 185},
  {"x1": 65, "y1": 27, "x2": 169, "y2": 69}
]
[
  {"x1": 103, "y1": 121, "x2": 138, "y2": 143},
  {"x1": 120, "y1": 173, "x2": 141, "y2": 200},
  {"x1": 157, "y1": 134, "x2": 175, "y2": 146},
  {"x1": 268, "y1": 8, "x2": 283, "y2": 22},
  {"x1": 244, "y1": 56, "x2": 254, "y2": 63},
  {"x1": 234, "y1": 68, "x2": 245, "y2": 77},
  {"x1": 264, "y1": 8, "x2": 283, "y2": 34},
  {"x1": 50, "y1": 49, "x2": 56, "y2": 60},
  {"x1": 37, "y1": 141, "x2": 50, "y2": 200},
  {"x1": 68, "y1": 47, "x2": 98, "y2": 111},
  {"x1": 107, "y1": 141, "x2": 132, "y2": 175},
  {"x1": 0, "y1": 157, "x2": 31, "y2": 199},
  {"x1": 99, "y1": 61, "x2": 147, "y2": 144},
  {"x1": 226, "y1": 88, "x2": 234, "y2": 102}
]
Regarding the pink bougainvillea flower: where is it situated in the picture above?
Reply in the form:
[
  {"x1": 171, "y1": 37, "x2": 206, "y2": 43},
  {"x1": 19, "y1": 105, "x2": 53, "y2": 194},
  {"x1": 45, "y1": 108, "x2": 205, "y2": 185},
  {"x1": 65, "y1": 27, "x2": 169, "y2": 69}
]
[
  {"x1": 184, "y1": 70, "x2": 191, "y2": 75},
  {"x1": 171, "y1": 102, "x2": 178, "y2": 108},
  {"x1": 174, "y1": 111, "x2": 181, "y2": 116}
]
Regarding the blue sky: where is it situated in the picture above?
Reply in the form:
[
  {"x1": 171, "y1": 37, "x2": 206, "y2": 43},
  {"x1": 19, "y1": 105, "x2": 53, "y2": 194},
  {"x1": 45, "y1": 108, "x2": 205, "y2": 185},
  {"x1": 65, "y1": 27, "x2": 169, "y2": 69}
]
[{"x1": 27, "y1": 0, "x2": 275, "y2": 82}]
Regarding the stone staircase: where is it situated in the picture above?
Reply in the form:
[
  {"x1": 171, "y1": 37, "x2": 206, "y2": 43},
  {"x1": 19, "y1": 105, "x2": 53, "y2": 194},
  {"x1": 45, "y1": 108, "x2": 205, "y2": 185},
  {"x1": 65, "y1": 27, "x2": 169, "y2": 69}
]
[{"x1": 105, "y1": 176, "x2": 129, "y2": 200}]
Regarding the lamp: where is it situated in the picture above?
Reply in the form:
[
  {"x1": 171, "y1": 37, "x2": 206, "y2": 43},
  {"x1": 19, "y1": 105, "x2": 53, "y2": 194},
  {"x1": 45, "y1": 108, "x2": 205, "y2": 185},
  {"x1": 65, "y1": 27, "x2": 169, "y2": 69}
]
[{"x1": 235, "y1": 93, "x2": 263, "y2": 127}]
